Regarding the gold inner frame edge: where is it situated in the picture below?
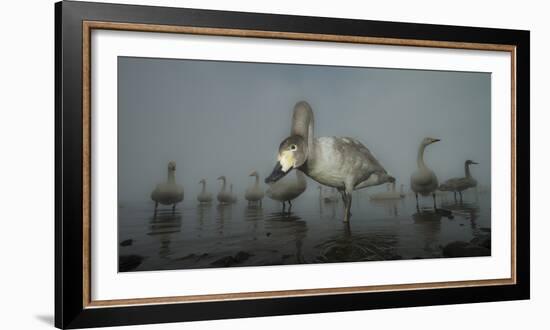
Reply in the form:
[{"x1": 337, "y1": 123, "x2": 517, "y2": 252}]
[{"x1": 81, "y1": 20, "x2": 517, "y2": 308}]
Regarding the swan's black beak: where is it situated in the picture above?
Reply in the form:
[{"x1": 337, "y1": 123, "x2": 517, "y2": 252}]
[
  {"x1": 265, "y1": 162, "x2": 288, "y2": 183},
  {"x1": 472, "y1": 161, "x2": 479, "y2": 164}
]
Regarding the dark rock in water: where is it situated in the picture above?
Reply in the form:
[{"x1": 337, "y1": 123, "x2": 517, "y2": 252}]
[
  {"x1": 442, "y1": 241, "x2": 490, "y2": 258},
  {"x1": 234, "y1": 251, "x2": 252, "y2": 263},
  {"x1": 179, "y1": 253, "x2": 210, "y2": 262},
  {"x1": 436, "y1": 208, "x2": 454, "y2": 219},
  {"x1": 177, "y1": 253, "x2": 197, "y2": 261},
  {"x1": 470, "y1": 236, "x2": 491, "y2": 249},
  {"x1": 266, "y1": 232, "x2": 272, "y2": 237},
  {"x1": 120, "y1": 239, "x2": 133, "y2": 247},
  {"x1": 211, "y1": 256, "x2": 236, "y2": 267},
  {"x1": 119, "y1": 255, "x2": 144, "y2": 272},
  {"x1": 211, "y1": 252, "x2": 253, "y2": 267}
]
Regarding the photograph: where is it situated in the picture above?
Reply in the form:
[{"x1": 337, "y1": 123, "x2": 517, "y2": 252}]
[{"x1": 117, "y1": 56, "x2": 492, "y2": 272}]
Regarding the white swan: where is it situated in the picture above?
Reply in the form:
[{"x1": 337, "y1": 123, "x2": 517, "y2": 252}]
[
  {"x1": 369, "y1": 182, "x2": 404, "y2": 200},
  {"x1": 216, "y1": 176, "x2": 232, "y2": 204},
  {"x1": 245, "y1": 170, "x2": 264, "y2": 206},
  {"x1": 266, "y1": 170, "x2": 307, "y2": 213},
  {"x1": 265, "y1": 101, "x2": 393, "y2": 222},
  {"x1": 410, "y1": 137, "x2": 440, "y2": 209},
  {"x1": 229, "y1": 184, "x2": 238, "y2": 204},
  {"x1": 197, "y1": 178, "x2": 213, "y2": 204},
  {"x1": 439, "y1": 160, "x2": 478, "y2": 201},
  {"x1": 151, "y1": 161, "x2": 184, "y2": 211}
]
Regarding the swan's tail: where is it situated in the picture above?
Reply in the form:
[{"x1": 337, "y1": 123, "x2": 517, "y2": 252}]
[{"x1": 383, "y1": 174, "x2": 396, "y2": 183}]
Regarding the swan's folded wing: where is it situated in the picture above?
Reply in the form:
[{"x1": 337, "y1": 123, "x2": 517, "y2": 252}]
[{"x1": 343, "y1": 137, "x2": 387, "y2": 173}]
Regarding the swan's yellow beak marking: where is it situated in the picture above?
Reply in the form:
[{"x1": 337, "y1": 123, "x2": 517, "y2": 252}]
[{"x1": 278, "y1": 151, "x2": 295, "y2": 173}]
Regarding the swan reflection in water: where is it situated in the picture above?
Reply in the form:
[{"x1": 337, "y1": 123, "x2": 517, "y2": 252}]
[
  {"x1": 441, "y1": 199, "x2": 480, "y2": 230},
  {"x1": 215, "y1": 203, "x2": 233, "y2": 235},
  {"x1": 148, "y1": 209, "x2": 182, "y2": 259},
  {"x1": 316, "y1": 220, "x2": 400, "y2": 263},
  {"x1": 265, "y1": 212, "x2": 308, "y2": 264},
  {"x1": 119, "y1": 191, "x2": 490, "y2": 271}
]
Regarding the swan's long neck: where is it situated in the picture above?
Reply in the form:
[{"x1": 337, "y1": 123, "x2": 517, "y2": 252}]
[
  {"x1": 465, "y1": 162, "x2": 472, "y2": 178},
  {"x1": 201, "y1": 181, "x2": 206, "y2": 193},
  {"x1": 167, "y1": 169, "x2": 176, "y2": 184},
  {"x1": 254, "y1": 174, "x2": 259, "y2": 187},
  {"x1": 291, "y1": 102, "x2": 314, "y2": 157},
  {"x1": 417, "y1": 143, "x2": 427, "y2": 169},
  {"x1": 220, "y1": 178, "x2": 226, "y2": 192},
  {"x1": 230, "y1": 184, "x2": 233, "y2": 193}
]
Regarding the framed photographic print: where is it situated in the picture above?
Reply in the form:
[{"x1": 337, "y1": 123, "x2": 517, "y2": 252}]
[{"x1": 55, "y1": 1, "x2": 530, "y2": 328}]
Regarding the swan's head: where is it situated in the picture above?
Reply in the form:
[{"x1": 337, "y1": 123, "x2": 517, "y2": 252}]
[
  {"x1": 217, "y1": 176, "x2": 226, "y2": 181},
  {"x1": 466, "y1": 160, "x2": 479, "y2": 165},
  {"x1": 167, "y1": 161, "x2": 176, "y2": 171},
  {"x1": 199, "y1": 178, "x2": 205, "y2": 184},
  {"x1": 265, "y1": 135, "x2": 307, "y2": 183},
  {"x1": 249, "y1": 170, "x2": 259, "y2": 177},
  {"x1": 422, "y1": 137, "x2": 440, "y2": 146}
]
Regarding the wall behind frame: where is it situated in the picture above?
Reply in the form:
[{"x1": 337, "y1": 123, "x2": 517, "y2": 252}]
[{"x1": 0, "y1": 0, "x2": 545, "y2": 329}]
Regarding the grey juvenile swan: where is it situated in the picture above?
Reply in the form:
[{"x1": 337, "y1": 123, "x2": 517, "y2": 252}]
[
  {"x1": 439, "y1": 160, "x2": 478, "y2": 201},
  {"x1": 197, "y1": 178, "x2": 213, "y2": 204},
  {"x1": 265, "y1": 101, "x2": 394, "y2": 222},
  {"x1": 245, "y1": 170, "x2": 264, "y2": 206},
  {"x1": 410, "y1": 137, "x2": 440, "y2": 209},
  {"x1": 151, "y1": 161, "x2": 184, "y2": 211}
]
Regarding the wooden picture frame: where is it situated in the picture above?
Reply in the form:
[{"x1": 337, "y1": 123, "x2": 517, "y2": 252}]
[{"x1": 55, "y1": 1, "x2": 530, "y2": 328}]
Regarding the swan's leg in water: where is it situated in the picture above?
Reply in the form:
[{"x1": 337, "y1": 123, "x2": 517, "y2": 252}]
[
  {"x1": 172, "y1": 203, "x2": 176, "y2": 212},
  {"x1": 288, "y1": 200, "x2": 293, "y2": 213},
  {"x1": 281, "y1": 202, "x2": 286, "y2": 214},
  {"x1": 432, "y1": 193, "x2": 437, "y2": 210},
  {"x1": 339, "y1": 190, "x2": 347, "y2": 217},
  {"x1": 459, "y1": 191, "x2": 463, "y2": 202},
  {"x1": 415, "y1": 193, "x2": 419, "y2": 210},
  {"x1": 343, "y1": 192, "x2": 352, "y2": 222},
  {"x1": 340, "y1": 190, "x2": 347, "y2": 204}
]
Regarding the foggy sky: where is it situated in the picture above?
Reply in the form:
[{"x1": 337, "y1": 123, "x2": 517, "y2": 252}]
[{"x1": 118, "y1": 56, "x2": 491, "y2": 202}]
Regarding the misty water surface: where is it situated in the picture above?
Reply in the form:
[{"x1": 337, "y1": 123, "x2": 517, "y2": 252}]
[{"x1": 118, "y1": 191, "x2": 490, "y2": 272}]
